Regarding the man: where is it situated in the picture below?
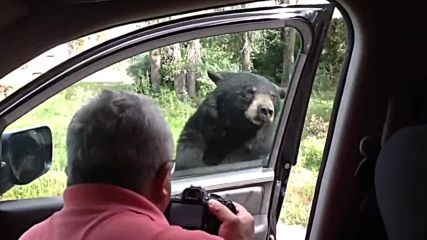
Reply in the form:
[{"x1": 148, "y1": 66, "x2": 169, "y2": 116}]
[{"x1": 20, "y1": 90, "x2": 254, "y2": 240}]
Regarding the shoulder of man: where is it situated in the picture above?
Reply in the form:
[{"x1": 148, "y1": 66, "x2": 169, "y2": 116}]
[{"x1": 19, "y1": 221, "x2": 46, "y2": 240}]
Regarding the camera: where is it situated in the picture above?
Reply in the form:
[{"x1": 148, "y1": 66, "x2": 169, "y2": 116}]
[{"x1": 164, "y1": 186, "x2": 237, "y2": 235}]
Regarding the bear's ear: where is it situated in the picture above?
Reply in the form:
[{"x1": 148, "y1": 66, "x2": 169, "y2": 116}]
[
  {"x1": 277, "y1": 87, "x2": 286, "y2": 99},
  {"x1": 207, "y1": 71, "x2": 224, "y2": 85}
]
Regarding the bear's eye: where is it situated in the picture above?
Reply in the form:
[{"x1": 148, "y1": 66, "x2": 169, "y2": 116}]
[{"x1": 270, "y1": 93, "x2": 276, "y2": 100}]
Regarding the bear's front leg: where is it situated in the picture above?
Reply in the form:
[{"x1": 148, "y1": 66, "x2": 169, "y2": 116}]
[{"x1": 175, "y1": 130, "x2": 206, "y2": 171}]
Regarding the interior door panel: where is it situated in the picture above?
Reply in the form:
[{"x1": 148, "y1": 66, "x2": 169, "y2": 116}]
[
  {"x1": 0, "y1": 197, "x2": 63, "y2": 240},
  {"x1": 215, "y1": 186, "x2": 270, "y2": 240},
  {"x1": 172, "y1": 168, "x2": 274, "y2": 240},
  {"x1": 215, "y1": 186, "x2": 264, "y2": 214},
  {"x1": 0, "y1": 184, "x2": 270, "y2": 240}
]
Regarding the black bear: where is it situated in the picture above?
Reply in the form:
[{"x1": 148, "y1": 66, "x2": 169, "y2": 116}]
[{"x1": 175, "y1": 71, "x2": 286, "y2": 171}]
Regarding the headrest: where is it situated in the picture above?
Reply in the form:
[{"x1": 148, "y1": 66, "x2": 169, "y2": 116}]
[{"x1": 375, "y1": 125, "x2": 427, "y2": 240}]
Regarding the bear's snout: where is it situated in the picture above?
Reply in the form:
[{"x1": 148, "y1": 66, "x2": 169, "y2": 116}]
[
  {"x1": 257, "y1": 105, "x2": 274, "y2": 120},
  {"x1": 245, "y1": 93, "x2": 275, "y2": 126}
]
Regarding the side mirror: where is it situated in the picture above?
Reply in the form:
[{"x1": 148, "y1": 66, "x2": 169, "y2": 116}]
[{"x1": 0, "y1": 126, "x2": 52, "y2": 195}]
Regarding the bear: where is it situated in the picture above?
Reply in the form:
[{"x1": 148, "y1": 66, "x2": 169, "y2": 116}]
[{"x1": 175, "y1": 71, "x2": 286, "y2": 171}]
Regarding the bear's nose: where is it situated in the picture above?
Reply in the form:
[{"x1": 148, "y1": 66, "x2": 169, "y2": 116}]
[{"x1": 258, "y1": 105, "x2": 274, "y2": 118}]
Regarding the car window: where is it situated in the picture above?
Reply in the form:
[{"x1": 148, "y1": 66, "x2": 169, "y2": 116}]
[
  {"x1": 277, "y1": 11, "x2": 348, "y2": 239},
  {"x1": 0, "y1": 25, "x2": 302, "y2": 200}
]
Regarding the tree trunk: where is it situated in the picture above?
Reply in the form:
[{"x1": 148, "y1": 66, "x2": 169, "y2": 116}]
[
  {"x1": 149, "y1": 49, "x2": 161, "y2": 91},
  {"x1": 172, "y1": 43, "x2": 188, "y2": 100},
  {"x1": 242, "y1": 32, "x2": 252, "y2": 71},
  {"x1": 282, "y1": 28, "x2": 296, "y2": 87},
  {"x1": 187, "y1": 39, "x2": 201, "y2": 98},
  {"x1": 278, "y1": 0, "x2": 297, "y2": 88}
]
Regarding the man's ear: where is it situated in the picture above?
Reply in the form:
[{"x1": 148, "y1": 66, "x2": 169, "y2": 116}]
[{"x1": 149, "y1": 163, "x2": 172, "y2": 211}]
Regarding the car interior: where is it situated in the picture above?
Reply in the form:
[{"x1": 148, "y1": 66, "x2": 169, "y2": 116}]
[{"x1": 0, "y1": 0, "x2": 426, "y2": 240}]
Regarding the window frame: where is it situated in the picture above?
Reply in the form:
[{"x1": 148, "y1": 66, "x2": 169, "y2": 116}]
[{"x1": 0, "y1": 6, "x2": 316, "y2": 173}]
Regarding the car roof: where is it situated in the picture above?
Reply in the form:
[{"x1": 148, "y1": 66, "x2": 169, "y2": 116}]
[{"x1": 0, "y1": 0, "x2": 422, "y2": 79}]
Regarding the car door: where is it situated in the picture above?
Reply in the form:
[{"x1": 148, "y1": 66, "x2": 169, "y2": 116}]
[{"x1": 0, "y1": 4, "x2": 333, "y2": 240}]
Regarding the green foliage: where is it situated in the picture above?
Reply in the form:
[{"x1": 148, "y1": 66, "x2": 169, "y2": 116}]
[
  {"x1": 200, "y1": 34, "x2": 242, "y2": 72},
  {"x1": 199, "y1": 35, "x2": 241, "y2": 73},
  {"x1": 252, "y1": 28, "x2": 302, "y2": 85},
  {"x1": 298, "y1": 136, "x2": 325, "y2": 172},
  {"x1": 0, "y1": 171, "x2": 67, "y2": 200},
  {"x1": 302, "y1": 91, "x2": 333, "y2": 140},
  {"x1": 145, "y1": 86, "x2": 197, "y2": 147},
  {"x1": 314, "y1": 18, "x2": 347, "y2": 92},
  {"x1": 304, "y1": 114, "x2": 329, "y2": 139},
  {"x1": 126, "y1": 54, "x2": 152, "y2": 94},
  {"x1": 252, "y1": 30, "x2": 284, "y2": 84},
  {"x1": 320, "y1": 18, "x2": 347, "y2": 74},
  {"x1": 127, "y1": 54, "x2": 151, "y2": 81},
  {"x1": 160, "y1": 45, "x2": 188, "y2": 84}
]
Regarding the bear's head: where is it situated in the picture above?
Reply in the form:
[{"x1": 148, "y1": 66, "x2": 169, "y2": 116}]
[{"x1": 208, "y1": 71, "x2": 286, "y2": 131}]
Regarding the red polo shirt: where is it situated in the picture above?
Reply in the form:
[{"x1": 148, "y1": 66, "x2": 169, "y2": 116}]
[{"x1": 19, "y1": 184, "x2": 223, "y2": 240}]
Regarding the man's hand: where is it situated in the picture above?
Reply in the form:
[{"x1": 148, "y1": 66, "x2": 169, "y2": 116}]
[{"x1": 208, "y1": 199, "x2": 254, "y2": 240}]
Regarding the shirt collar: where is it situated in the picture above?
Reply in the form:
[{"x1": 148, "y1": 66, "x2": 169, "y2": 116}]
[{"x1": 63, "y1": 183, "x2": 169, "y2": 225}]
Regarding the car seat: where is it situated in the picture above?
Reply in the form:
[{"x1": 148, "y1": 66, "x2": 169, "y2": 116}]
[{"x1": 375, "y1": 124, "x2": 427, "y2": 240}]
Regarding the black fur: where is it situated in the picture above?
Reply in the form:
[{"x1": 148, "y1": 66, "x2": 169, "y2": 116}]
[{"x1": 175, "y1": 71, "x2": 286, "y2": 170}]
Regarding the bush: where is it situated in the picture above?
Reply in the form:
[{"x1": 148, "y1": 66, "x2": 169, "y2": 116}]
[
  {"x1": 298, "y1": 136, "x2": 326, "y2": 172},
  {"x1": 305, "y1": 94, "x2": 334, "y2": 124},
  {"x1": 304, "y1": 114, "x2": 329, "y2": 139},
  {"x1": 148, "y1": 86, "x2": 197, "y2": 149},
  {"x1": 126, "y1": 54, "x2": 151, "y2": 83}
]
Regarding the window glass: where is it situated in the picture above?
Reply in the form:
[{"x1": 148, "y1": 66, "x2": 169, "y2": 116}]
[{"x1": 0, "y1": 26, "x2": 302, "y2": 200}]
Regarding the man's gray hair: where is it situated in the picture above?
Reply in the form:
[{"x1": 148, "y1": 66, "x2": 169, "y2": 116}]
[{"x1": 66, "y1": 89, "x2": 173, "y2": 192}]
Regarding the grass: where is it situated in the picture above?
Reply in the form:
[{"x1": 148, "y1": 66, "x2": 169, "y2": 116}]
[
  {"x1": 281, "y1": 165, "x2": 317, "y2": 226},
  {"x1": 0, "y1": 81, "x2": 334, "y2": 228},
  {"x1": 2, "y1": 171, "x2": 67, "y2": 200}
]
